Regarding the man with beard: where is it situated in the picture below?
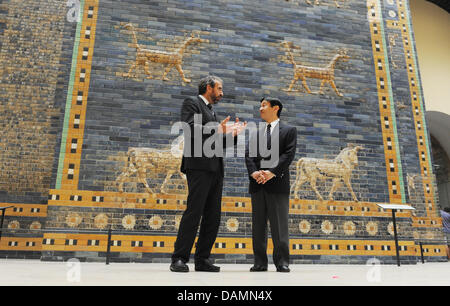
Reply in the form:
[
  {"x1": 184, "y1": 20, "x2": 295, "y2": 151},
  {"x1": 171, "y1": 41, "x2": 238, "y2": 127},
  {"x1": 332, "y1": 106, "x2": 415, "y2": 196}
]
[{"x1": 170, "y1": 75, "x2": 246, "y2": 272}]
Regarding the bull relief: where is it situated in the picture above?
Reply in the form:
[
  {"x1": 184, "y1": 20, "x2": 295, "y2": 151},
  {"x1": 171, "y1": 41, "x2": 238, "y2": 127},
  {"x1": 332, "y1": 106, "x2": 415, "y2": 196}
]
[
  {"x1": 120, "y1": 23, "x2": 208, "y2": 84},
  {"x1": 114, "y1": 135, "x2": 186, "y2": 197},
  {"x1": 280, "y1": 41, "x2": 350, "y2": 97},
  {"x1": 406, "y1": 173, "x2": 419, "y2": 199},
  {"x1": 291, "y1": 144, "x2": 363, "y2": 202}
]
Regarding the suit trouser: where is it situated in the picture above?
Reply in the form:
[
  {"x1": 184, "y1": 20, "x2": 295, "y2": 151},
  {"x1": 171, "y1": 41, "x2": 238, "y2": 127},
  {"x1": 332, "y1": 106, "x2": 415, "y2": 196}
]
[
  {"x1": 172, "y1": 169, "x2": 223, "y2": 263},
  {"x1": 251, "y1": 188, "x2": 290, "y2": 267}
]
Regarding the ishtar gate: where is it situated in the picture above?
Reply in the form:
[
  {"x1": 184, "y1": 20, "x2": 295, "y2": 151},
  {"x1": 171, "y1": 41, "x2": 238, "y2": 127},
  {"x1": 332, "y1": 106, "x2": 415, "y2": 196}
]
[{"x1": 0, "y1": 0, "x2": 449, "y2": 265}]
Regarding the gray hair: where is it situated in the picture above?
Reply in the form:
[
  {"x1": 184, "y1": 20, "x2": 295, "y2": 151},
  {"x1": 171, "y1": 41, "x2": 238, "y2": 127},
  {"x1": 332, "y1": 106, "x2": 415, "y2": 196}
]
[{"x1": 198, "y1": 75, "x2": 223, "y2": 95}]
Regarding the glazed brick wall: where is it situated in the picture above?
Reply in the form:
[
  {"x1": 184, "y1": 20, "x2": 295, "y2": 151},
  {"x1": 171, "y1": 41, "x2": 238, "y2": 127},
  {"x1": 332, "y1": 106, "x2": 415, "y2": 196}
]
[
  {"x1": 0, "y1": 0, "x2": 447, "y2": 263},
  {"x1": 0, "y1": 0, "x2": 76, "y2": 204},
  {"x1": 0, "y1": 0, "x2": 77, "y2": 258},
  {"x1": 80, "y1": 0, "x2": 388, "y2": 202}
]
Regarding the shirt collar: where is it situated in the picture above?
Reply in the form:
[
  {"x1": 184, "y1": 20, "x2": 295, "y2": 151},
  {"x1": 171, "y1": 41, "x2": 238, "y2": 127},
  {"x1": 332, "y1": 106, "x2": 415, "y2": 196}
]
[
  {"x1": 266, "y1": 118, "x2": 280, "y2": 129},
  {"x1": 199, "y1": 95, "x2": 211, "y2": 106}
]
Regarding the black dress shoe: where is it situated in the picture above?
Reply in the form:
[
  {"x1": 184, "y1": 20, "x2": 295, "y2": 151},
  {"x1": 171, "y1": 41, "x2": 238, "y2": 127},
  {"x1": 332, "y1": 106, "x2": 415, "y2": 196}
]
[
  {"x1": 276, "y1": 265, "x2": 290, "y2": 273},
  {"x1": 250, "y1": 265, "x2": 268, "y2": 272},
  {"x1": 170, "y1": 259, "x2": 189, "y2": 273},
  {"x1": 195, "y1": 259, "x2": 220, "y2": 272}
]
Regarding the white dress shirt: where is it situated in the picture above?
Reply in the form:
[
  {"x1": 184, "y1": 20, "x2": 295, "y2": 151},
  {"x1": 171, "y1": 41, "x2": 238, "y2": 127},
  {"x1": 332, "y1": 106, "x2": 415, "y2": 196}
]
[
  {"x1": 199, "y1": 95, "x2": 214, "y2": 116},
  {"x1": 199, "y1": 95, "x2": 210, "y2": 106},
  {"x1": 263, "y1": 118, "x2": 279, "y2": 177},
  {"x1": 265, "y1": 118, "x2": 279, "y2": 135}
]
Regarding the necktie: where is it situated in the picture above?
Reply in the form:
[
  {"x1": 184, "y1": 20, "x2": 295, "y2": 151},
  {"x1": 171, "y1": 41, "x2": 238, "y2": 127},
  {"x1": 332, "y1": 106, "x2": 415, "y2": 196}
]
[
  {"x1": 266, "y1": 123, "x2": 272, "y2": 150},
  {"x1": 207, "y1": 103, "x2": 215, "y2": 119}
]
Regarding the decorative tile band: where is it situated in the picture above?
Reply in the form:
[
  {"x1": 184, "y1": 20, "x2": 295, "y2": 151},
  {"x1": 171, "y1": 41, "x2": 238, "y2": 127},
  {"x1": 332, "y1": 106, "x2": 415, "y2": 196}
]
[
  {"x1": 397, "y1": 0, "x2": 437, "y2": 216},
  {"x1": 0, "y1": 237, "x2": 43, "y2": 252},
  {"x1": 0, "y1": 203, "x2": 47, "y2": 218},
  {"x1": 39, "y1": 232, "x2": 447, "y2": 258},
  {"x1": 367, "y1": 0, "x2": 405, "y2": 204},
  {"x1": 47, "y1": 190, "x2": 413, "y2": 218},
  {"x1": 56, "y1": 0, "x2": 99, "y2": 190},
  {"x1": 55, "y1": 0, "x2": 85, "y2": 189}
]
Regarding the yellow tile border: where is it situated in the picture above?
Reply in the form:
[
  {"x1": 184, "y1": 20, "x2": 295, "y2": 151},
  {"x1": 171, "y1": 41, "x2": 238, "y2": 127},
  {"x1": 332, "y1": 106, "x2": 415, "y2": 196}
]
[
  {"x1": 59, "y1": 0, "x2": 99, "y2": 190},
  {"x1": 0, "y1": 237, "x2": 42, "y2": 252},
  {"x1": 47, "y1": 189, "x2": 415, "y2": 218},
  {"x1": 38, "y1": 233, "x2": 447, "y2": 257},
  {"x1": 0, "y1": 203, "x2": 47, "y2": 218},
  {"x1": 396, "y1": 0, "x2": 437, "y2": 217},
  {"x1": 367, "y1": 0, "x2": 405, "y2": 203},
  {"x1": 0, "y1": 233, "x2": 444, "y2": 258}
]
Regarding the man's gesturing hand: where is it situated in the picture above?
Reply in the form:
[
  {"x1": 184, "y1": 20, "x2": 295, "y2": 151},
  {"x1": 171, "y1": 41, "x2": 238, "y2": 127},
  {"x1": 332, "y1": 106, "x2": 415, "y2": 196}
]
[
  {"x1": 219, "y1": 116, "x2": 247, "y2": 136},
  {"x1": 218, "y1": 116, "x2": 231, "y2": 134},
  {"x1": 231, "y1": 117, "x2": 247, "y2": 137}
]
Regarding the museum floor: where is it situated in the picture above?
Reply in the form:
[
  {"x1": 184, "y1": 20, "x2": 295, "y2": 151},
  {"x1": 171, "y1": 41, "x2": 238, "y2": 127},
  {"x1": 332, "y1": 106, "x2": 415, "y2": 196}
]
[{"x1": 0, "y1": 259, "x2": 448, "y2": 286}]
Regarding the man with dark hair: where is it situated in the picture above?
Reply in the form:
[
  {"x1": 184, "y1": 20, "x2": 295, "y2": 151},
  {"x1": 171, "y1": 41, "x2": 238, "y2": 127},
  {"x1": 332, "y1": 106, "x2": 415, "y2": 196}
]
[
  {"x1": 260, "y1": 97, "x2": 283, "y2": 118},
  {"x1": 170, "y1": 75, "x2": 246, "y2": 273},
  {"x1": 245, "y1": 97, "x2": 297, "y2": 272},
  {"x1": 198, "y1": 75, "x2": 223, "y2": 96}
]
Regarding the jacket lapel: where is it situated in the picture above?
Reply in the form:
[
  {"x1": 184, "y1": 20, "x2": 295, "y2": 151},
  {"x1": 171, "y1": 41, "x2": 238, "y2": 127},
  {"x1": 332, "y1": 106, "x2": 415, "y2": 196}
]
[
  {"x1": 197, "y1": 96, "x2": 216, "y2": 122},
  {"x1": 260, "y1": 121, "x2": 283, "y2": 141},
  {"x1": 260, "y1": 121, "x2": 283, "y2": 156}
]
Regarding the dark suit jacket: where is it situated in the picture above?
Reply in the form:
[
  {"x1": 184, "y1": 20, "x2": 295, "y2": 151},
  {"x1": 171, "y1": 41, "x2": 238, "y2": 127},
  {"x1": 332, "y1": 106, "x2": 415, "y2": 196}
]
[
  {"x1": 245, "y1": 121, "x2": 297, "y2": 194},
  {"x1": 180, "y1": 96, "x2": 236, "y2": 176}
]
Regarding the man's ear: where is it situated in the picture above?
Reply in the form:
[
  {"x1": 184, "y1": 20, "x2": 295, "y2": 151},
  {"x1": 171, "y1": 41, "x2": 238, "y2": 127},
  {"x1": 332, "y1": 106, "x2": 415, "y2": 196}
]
[{"x1": 273, "y1": 105, "x2": 280, "y2": 114}]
